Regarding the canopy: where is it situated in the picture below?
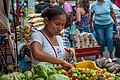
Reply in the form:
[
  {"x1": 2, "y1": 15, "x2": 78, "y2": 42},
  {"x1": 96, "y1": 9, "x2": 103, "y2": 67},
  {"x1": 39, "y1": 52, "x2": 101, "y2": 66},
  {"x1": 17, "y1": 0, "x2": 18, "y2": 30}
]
[{"x1": 0, "y1": 0, "x2": 11, "y2": 32}]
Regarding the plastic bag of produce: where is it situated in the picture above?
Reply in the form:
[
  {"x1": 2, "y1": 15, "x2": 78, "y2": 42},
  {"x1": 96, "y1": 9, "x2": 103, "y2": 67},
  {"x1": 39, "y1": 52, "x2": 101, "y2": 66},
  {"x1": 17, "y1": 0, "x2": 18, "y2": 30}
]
[
  {"x1": 32, "y1": 62, "x2": 56, "y2": 79},
  {"x1": 47, "y1": 74, "x2": 70, "y2": 80}
]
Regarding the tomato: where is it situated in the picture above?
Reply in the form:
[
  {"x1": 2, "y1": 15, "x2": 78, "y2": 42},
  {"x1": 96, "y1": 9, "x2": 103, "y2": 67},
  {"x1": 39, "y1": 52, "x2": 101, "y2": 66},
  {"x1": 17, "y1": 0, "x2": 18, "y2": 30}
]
[
  {"x1": 89, "y1": 77, "x2": 93, "y2": 80},
  {"x1": 97, "y1": 70, "x2": 103, "y2": 75},
  {"x1": 105, "y1": 76, "x2": 111, "y2": 79},
  {"x1": 72, "y1": 76, "x2": 77, "y2": 80},
  {"x1": 65, "y1": 72, "x2": 71, "y2": 77},
  {"x1": 79, "y1": 70, "x2": 85, "y2": 74}
]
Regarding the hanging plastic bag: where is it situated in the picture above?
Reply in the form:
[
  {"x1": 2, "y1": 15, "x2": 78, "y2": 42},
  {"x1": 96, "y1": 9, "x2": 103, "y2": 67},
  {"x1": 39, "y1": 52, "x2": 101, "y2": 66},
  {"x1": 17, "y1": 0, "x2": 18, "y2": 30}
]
[
  {"x1": 69, "y1": 22, "x2": 77, "y2": 48},
  {"x1": 70, "y1": 22, "x2": 77, "y2": 34}
]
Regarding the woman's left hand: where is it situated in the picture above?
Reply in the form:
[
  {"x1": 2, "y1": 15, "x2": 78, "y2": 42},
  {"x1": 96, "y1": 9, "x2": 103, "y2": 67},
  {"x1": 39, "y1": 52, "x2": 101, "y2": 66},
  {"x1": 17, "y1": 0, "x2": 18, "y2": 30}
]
[
  {"x1": 115, "y1": 23, "x2": 119, "y2": 27},
  {"x1": 64, "y1": 48, "x2": 75, "y2": 54}
]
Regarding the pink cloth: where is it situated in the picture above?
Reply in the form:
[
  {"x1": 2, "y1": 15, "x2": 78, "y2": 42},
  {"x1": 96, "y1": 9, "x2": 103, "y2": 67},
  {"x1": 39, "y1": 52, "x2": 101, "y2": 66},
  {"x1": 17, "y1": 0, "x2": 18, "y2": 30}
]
[
  {"x1": 63, "y1": 2, "x2": 72, "y2": 13},
  {"x1": 0, "y1": 0, "x2": 17, "y2": 66},
  {"x1": 115, "y1": 0, "x2": 120, "y2": 8}
]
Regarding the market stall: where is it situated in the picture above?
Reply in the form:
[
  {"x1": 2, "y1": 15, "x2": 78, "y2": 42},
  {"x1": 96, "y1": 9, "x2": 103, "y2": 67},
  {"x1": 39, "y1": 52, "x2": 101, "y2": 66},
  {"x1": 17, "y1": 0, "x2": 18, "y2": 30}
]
[{"x1": 0, "y1": 61, "x2": 120, "y2": 80}]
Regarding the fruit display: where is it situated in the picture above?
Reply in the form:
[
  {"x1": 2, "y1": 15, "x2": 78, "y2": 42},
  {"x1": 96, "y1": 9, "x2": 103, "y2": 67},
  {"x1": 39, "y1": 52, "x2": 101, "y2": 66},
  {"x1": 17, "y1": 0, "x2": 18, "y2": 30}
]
[
  {"x1": 1, "y1": 61, "x2": 120, "y2": 80},
  {"x1": 57, "y1": 67, "x2": 120, "y2": 80}
]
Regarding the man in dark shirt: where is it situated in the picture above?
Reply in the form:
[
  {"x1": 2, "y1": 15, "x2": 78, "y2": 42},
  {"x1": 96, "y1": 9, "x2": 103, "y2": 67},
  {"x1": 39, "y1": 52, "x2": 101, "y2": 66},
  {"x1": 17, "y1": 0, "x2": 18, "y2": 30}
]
[{"x1": 35, "y1": 0, "x2": 52, "y2": 13}]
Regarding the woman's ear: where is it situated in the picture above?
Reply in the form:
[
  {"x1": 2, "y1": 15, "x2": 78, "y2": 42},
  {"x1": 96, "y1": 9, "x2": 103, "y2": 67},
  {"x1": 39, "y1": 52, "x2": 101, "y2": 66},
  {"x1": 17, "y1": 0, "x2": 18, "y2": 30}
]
[{"x1": 44, "y1": 17, "x2": 49, "y2": 24}]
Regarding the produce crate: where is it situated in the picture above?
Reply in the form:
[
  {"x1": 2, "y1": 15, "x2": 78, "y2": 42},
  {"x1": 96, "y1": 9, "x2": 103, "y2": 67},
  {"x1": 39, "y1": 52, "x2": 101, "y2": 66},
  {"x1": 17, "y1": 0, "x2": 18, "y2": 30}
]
[
  {"x1": 75, "y1": 46, "x2": 100, "y2": 58},
  {"x1": 76, "y1": 60, "x2": 101, "y2": 70}
]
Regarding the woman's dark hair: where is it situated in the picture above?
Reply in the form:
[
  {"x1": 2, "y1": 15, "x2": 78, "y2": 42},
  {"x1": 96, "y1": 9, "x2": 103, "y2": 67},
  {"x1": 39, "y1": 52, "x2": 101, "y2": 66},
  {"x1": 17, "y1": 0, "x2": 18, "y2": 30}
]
[
  {"x1": 78, "y1": 0, "x2": 89, "y2": 13},
  {"x1": 41, "y1": 5, "x2": 66, "y2": 21},
  {"x1": 64, "y1": 14, "x2": 72, "y2": 28}
]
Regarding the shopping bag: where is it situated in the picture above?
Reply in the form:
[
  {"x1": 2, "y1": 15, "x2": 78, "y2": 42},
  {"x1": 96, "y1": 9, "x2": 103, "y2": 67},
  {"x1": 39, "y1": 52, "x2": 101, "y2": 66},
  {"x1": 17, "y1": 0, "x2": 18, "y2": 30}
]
[
  {"x1": 69, "y1": 23, "x2": 77, "y2": 48},
  {"x1": 114, "y1": 35, "x2": 120, "y2": 58},
  {"x1": 70, "y1": 22, "x2": 77, "y2": 34}
]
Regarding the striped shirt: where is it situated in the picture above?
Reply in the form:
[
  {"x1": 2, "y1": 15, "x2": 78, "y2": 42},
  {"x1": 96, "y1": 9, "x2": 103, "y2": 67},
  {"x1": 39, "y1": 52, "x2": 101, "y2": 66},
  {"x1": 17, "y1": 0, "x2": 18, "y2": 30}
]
[{"x1": 62, "y1": 27, "x2": 71, "y2": 48}]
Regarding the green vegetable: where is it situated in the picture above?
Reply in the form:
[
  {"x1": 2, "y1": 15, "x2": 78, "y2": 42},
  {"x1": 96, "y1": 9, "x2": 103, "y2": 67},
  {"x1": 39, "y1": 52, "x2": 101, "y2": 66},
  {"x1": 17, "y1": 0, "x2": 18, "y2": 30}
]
[
  {"x1": 72, "y1": 73, "x2": 77, "y2": 76},
  {"x1": 33, "y1": 62, "x2": 56, "y2": 79},
  {"x1": 0, "y1": 75, "x2": 11, "y2": 80},
  {"x1": 34, "y1": 65, "x2": 48, "y2": 79},
  {"x1": 47, "y1": 74, "x2": 70, "y2": 80},
  {"x1": 24, "y1": 71, "x2": 33, "y2": 79},
  {"x1": 60, "y1": 69, "x2": 66, "y2": 74},
  {"x1": 115, "y1": 76, "x2": 120, "y2": 80},
  {"x1": 77, "y1": 75, "x2": 82, "y2": 80},
  {"x1": 102, "y1": 68, "x2": 107, "y2": 73},
  {"x1": 85, "y1": 68, "x2": 90, "y2": 74},
  {"x1": 76, "y1": 70, "x2": 81, "y2": 75},
  {"x1": 70, "y1": 68, "x2": 77, "y2": 73},
  {"x1": 0, "y1": 72, "x2": 26, "y2": 80},
  {"x1": 33, "y1": 74, "x2": 39, "y2": 79},
  {"x1": 35, "y1": 78, "x2": 44, "y2": 80}
]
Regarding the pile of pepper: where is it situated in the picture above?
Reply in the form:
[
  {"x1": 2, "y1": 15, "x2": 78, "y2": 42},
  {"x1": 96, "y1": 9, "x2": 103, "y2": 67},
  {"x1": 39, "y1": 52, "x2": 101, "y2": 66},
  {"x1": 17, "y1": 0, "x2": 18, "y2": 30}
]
[{"x1": 57, "y1": 67, "x2": 120, "y2": 80}]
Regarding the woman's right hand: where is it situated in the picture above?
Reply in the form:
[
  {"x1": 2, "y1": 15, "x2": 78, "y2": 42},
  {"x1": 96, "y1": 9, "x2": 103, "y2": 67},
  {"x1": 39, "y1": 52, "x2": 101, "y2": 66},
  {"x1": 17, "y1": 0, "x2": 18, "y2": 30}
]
[{"x1": 61, "y1": 60, "x2": 73, "y2": 70}]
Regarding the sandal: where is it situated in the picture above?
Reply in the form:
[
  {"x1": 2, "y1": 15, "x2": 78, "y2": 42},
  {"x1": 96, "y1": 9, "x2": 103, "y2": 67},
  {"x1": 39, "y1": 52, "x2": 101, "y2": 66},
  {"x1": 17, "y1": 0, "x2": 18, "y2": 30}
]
[
  {"x1": 101, "y1": 57, "x2": 106, "y2": 60},
  {"x1": 112, "y1": 58, "x2": 117, "y2": 62}
]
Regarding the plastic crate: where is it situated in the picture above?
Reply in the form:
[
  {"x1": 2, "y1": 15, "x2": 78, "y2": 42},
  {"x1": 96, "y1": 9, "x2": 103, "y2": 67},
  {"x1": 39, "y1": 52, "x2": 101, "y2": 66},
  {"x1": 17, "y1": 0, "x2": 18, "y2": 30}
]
[
  {"x1": 76, "y1": 60, "x2": 101, "y2": 70},
  {"x1": 75, "y1": 46, "x2": 100, "y2": 58}
]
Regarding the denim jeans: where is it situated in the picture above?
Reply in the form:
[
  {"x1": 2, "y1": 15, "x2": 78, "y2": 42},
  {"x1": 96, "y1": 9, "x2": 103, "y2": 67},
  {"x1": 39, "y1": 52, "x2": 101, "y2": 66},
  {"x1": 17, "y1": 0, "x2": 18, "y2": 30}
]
[{"x1": 94, "y1": 23, "x2": 114, "y2": 52}]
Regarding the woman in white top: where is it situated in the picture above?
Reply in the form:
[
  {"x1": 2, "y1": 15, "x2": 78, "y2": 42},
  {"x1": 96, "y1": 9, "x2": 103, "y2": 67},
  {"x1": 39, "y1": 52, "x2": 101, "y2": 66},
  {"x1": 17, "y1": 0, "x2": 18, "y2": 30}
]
[{"x1": 30, "y1": 5, "x2": 73, "y2": 69}]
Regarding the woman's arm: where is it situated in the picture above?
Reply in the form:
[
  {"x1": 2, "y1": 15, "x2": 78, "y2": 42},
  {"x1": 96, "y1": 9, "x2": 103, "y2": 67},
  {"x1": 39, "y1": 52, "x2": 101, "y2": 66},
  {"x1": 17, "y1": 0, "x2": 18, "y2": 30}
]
[
  {"x1": 31, "y1": 41, "x2": 72, "y2": 68},
  {"x1": 76, "y1": 8, "x2": 81, "y2": 23},
  {"x1": 89, "y1": 12, "x2": 94, "y2": 32},
  {"x1": 110, "y1": 8, "x2": 118, "y2": 26}
]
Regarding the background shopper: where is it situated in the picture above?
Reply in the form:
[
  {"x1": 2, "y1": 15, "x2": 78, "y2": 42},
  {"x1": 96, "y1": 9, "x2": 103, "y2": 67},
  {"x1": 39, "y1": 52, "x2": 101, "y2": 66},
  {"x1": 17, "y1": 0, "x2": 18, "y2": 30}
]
[{"x1": 89, "y1": 0, "x2": 118, "y2": 61}]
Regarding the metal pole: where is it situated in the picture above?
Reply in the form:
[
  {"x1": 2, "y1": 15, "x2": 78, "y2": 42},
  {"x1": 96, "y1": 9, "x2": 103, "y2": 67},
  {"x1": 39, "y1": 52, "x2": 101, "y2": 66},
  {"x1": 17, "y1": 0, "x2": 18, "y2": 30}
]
[{"x1": 11, "y1": 0, "x2": 18, "y2": 66}]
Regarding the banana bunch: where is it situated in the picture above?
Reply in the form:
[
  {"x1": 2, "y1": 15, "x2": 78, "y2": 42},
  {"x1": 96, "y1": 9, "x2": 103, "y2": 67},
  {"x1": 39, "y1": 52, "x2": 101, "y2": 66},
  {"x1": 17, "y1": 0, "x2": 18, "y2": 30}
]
[{"x1": 24, "y1": 25, "x2": 30, "y2": 46}]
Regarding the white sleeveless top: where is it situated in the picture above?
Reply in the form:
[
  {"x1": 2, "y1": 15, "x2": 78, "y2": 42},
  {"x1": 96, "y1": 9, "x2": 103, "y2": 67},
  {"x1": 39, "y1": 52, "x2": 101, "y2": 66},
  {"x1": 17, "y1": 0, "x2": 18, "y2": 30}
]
[{"x1": 30, "y1": 31, "x2": 66, "y2": 64}]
